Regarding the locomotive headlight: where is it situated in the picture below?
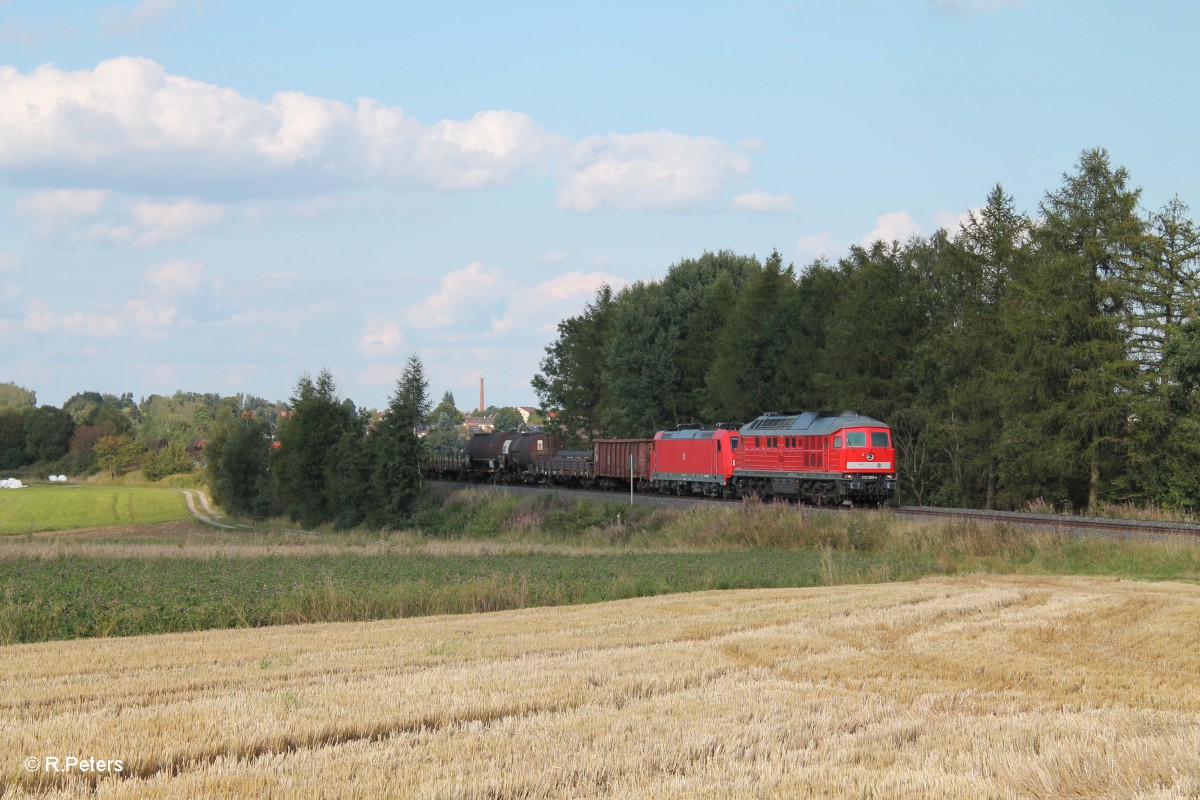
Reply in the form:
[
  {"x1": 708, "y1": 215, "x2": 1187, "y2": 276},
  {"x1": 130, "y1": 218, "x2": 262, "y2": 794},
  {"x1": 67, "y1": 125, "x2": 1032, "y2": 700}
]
[{"x1": 843, "y1": 473, "x2": 854, "y2": 480}]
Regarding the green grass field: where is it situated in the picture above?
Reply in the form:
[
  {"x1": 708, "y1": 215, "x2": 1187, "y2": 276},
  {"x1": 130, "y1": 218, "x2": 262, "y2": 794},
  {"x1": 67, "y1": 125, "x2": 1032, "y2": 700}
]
[
  {"x1": 0, "y1": 484, "x2": 190, "y2": 534},
  {"x1": 0, "y1": 486, "x2": 1198, "y2": 644}
]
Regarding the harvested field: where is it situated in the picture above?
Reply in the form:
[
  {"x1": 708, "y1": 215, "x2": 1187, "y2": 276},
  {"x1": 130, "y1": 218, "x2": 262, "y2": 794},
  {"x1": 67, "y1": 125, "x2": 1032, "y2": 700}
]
[{"x1": 3, "y1": 576, "x2": 1199, "y2": 798}]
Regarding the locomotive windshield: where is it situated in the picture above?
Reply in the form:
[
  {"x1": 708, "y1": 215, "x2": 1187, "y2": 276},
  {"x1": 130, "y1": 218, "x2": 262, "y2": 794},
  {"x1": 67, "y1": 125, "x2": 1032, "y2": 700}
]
[
  {"x1": 845, "y1": 431, "x2": 866, "y2": 447},
  {"x1": 871, "y1": 431, "x2": 890, "y2": 447}
]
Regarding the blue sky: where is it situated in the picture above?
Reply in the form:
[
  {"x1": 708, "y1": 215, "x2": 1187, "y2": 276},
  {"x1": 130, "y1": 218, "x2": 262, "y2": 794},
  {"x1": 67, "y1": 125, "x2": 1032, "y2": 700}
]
[{"x1": 2, "y1": 0, "x2": 1198, "y2": 412}]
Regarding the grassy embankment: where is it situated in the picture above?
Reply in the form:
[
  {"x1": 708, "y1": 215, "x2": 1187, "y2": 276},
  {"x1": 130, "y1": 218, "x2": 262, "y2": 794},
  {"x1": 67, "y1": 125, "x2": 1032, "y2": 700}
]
[{"x1": 1, "y1": 485, "x2": 1198, "y2": 644}]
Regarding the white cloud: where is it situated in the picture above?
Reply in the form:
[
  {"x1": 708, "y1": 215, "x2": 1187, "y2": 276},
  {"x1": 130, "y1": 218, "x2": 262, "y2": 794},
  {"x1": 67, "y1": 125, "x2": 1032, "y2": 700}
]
[
  {"x1": 934, "y1": 208, "x2": 977, "y2": 236},
  {"x1": 0, "y1": 58, "x2": 563, "y2": 198},
  {"x1": 0, "y1": 253, "x2": 20, "y2": 272},
  {"x1": 125, "y1": 298, "x2": 176, "y2": 338},
  {"x1": 23, "y1": 299, "x2": 125, "y2": 338},
  {"x1": 144, "y1": 259, "x2": 205, "y2": 293},
  {"x1": 359, "y1": 319, "x2": 406, "y2": 358},
  {"x1": 860, "y1": 211, "x2": 923, "y2": 247},
  {"x1": 557, "y1": 131, "x2": 752, "y2": 212},
  {"x1": 731, "y1": 189, "x2": 793, "y2": 213},
  {"x1": 492, "y1": 271, "x2": 627, "y2": 336},
  {"x1": 795, "y1": 232, "x2": 839, "y2": 261},
  {"x1": 407, "y1": 261, "x2": 504, "y2": 330},
  {"x1": 61, "y1": 311, "x2": 122, "y2": 338},
  {"x1": 0, "y1": 58, "x2": 757, "y2": 216},
  {"x1": 17, "y1": 190, "x2": 226, "y2": 246},
  {"x1": 129, "y1": 198, "x2": 227, "y2": 245},
  {"x1": 16, "y1": 189, "x2": 110, "y2": 218}
]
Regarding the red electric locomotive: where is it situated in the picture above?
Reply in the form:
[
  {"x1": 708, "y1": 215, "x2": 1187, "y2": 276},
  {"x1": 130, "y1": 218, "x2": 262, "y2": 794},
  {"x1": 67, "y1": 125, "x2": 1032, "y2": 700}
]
[
  {"x1": 650, "y1": 427, "x2": 740, "y2": 497},
  {"x1": 735, "y1": 411, "x2": 896, "y2": 505}
]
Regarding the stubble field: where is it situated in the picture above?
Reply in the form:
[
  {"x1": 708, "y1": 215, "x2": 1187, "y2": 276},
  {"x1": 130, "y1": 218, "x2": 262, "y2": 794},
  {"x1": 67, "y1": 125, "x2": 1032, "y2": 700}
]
[{"x1": 4, "y1": 575, "x2": 1199, "y2": 799}]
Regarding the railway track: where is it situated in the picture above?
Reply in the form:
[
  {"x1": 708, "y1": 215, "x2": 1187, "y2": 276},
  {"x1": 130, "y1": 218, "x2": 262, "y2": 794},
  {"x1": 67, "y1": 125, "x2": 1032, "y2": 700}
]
[
  {"x1": 429, "y1": 480, "x2": 1200, "y2": 542},
  {"x1": 896, "y1": 505, "x2": 1200, "y2": 541}
]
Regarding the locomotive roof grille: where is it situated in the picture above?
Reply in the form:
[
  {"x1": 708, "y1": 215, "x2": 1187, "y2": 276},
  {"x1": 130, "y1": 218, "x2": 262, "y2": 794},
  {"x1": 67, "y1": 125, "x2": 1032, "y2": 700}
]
[
  {"x1": 659, "y1": 429, "x2": 716, "y2": 440},
  {"x1": 741, "y1": 410, "x2": 889, "y2": 436}
]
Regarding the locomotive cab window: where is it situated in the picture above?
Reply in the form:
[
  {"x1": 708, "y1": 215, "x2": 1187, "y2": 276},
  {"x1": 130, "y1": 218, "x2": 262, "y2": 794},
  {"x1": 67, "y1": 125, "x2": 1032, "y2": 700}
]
[
  {"x1": 871, "y1": 431, "x2": 890, "y2": 447},
  {"x1": 833, "y1": 437, "x2": 841, "y2": 448},
  {"x1": 845, "y1": 431, "x2": 867, "y2": 447},
  {"x1": 730, "y1": 437, "x2": 739, "y2": 450}
]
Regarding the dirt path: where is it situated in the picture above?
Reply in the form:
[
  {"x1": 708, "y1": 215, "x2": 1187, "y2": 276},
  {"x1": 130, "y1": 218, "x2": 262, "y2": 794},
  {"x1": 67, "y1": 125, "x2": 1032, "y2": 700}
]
[{"x1": 178, "y1": 489, "x2": 247, "y2": 530}]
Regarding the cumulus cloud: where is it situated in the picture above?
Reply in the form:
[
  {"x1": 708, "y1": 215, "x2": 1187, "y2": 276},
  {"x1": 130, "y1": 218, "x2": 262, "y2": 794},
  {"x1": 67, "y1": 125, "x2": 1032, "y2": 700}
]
[
  {"x1": 0, "y1": 58, "x2": 757, "y2": 216},
  {"x1": 795, "y1": 232, "x2": 839, "y2": 261},
  {"x1": 17, "y1": 190, "x2": 226, "y2": 246},
  {"x1": 557, "y1": 131, "x2": 752, "y2": 212},
  {"x1": 128, "y1": 198, "x2": 227, "y2": 245},
  {"x1": 731, "y1": 189, "x2": 794, "y2": 213},
  {"x1": 15, "y1": 190, "x2": 111, "y2": 236},
  {"x1": 934, "y1": 208, "x2": 977, "y2": 236},
  {"x1": 491, "y1": 270, "x2": 626, "y2": 335},
  {"x1": 407, "y1": 262, "x2": 504, "y2": 330},
  {"x1": 144, "y1": 259, "x2": 205, "y2": 293},
  {"x1": 0, "y1": 58, "x2": 563, "y2": 198},
  {"x1": 22, "y1": 299, "x2": 123, "y2": 337},
  {"x1": 125, "y1": 298, "x2": 176, "y2": 338},
  {"x1": 858, "y1": 208, "x2": 975, "y2": 247},
  {"x1": 860, "y1": 211, "x2": 924, "y2": 247},
  {"x1": 359, "y1": 318, "x2": 406, "y2": 358},
  {"x1": 19, "y1": 258, "x2": 216, "y2": 342},
  {"x1": 404, "y1": 261, "x2": 625, "y2": 342}
]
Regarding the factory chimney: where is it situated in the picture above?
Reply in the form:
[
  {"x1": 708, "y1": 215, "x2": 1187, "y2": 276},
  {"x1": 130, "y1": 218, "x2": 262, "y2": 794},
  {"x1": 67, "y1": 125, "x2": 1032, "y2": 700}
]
[{"x1": 479, "y1": 376, "x2": 485, "y2": 413}]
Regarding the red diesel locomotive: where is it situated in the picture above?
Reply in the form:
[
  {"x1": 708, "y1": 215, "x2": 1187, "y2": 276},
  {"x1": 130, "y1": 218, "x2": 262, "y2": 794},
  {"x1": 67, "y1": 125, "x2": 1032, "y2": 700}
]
[{"x1": 645, "y1": 411, "x2": 895, "y2": 504}]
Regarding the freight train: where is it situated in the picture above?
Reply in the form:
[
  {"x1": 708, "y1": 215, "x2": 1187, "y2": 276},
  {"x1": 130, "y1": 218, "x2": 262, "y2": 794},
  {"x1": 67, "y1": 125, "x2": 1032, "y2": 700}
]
[{"x1": 427, "y1": 410, "x2": 897, "y2": 506}]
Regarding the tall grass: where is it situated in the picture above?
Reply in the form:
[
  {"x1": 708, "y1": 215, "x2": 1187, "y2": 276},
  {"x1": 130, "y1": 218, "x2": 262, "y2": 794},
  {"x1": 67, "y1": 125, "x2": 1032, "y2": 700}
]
[{"x1": 1, "y1": 487, "x2": 1197, "y2": 645}]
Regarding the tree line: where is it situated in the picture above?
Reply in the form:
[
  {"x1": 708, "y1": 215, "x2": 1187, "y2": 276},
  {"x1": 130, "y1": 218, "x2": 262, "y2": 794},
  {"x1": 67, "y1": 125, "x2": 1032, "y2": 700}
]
[
  {"x1": 205, "y1": 356, "x2": 430, "y2": 528},
  {"x1": 533, "y1": 149, "x2": 1200, "y2": 513},
  {"x1": 0, "y1": 386, "x2": 286, "y2": 480}
]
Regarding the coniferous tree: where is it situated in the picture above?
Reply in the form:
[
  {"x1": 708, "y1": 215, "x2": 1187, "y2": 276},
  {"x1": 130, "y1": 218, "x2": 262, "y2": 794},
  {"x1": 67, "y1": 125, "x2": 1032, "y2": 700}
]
[
  {"x1": 207, "y1": 415, "x2": 274, "y2": 520},
  {"x1": 368, "y1": 354, "x2": 430, "y2": 528},
  {"x1": 1003, "y1": 149, "x2": 1146, "y2": 511},
  {"x1": 273, "y1": 369, "x2": 355, "y2": 528}
]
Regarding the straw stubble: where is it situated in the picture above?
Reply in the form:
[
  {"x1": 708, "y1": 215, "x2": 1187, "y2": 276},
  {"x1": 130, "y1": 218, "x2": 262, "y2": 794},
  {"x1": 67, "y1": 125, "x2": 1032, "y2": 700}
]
[{"x1": 3, "y1": 575, "x2": 1198, "y2": 798}]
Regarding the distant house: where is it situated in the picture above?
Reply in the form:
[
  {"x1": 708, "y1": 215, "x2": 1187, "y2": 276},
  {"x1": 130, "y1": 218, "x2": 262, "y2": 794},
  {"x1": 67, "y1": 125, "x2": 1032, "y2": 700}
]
[
  {"x1": 463, "y1": 415, "x2": 495, "y2": 433},
  {"x1": 517, "y1": 406, "x2": 540, "y2": 424}
]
